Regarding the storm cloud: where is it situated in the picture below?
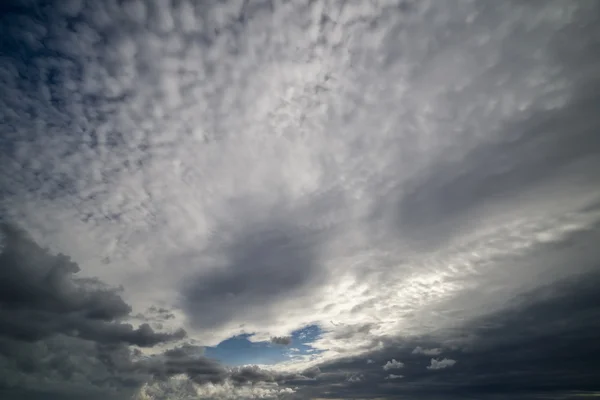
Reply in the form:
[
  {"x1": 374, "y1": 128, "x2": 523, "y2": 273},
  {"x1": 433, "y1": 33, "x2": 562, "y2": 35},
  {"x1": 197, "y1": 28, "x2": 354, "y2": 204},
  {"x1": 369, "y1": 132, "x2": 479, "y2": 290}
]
[
  {"x1": 0, "y1": 223, "x2": 192, "y2": 397},
  {"x1": 0, "y1": 223, "x2": 186, "y2": 347}
]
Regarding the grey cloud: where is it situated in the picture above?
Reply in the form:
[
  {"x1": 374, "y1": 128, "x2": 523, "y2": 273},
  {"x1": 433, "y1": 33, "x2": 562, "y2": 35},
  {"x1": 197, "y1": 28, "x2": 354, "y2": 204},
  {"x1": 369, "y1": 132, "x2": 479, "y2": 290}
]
[
  {"x1": 0, "y1": 224, "x2": 185, "y2": 347},
  {"x1": 228, "y1": 365, "x2": 310, "y2": 386},
  {"x1": 385, "y1": 374, "x2": 403, "y2": 380},
  {"x1": 382, "y1": 358, "x2": 404, "y2": 371},
  {"x1": 163, "y1": 343, "x2": 205, "y2": 359},
  {"x1": 427, "y1": 358, "x2": 456, "y2": 370},
  {"x1": 301, "y1": 366, "x2": 321, "y2": 379},
  {"x1": 0, "y1": 223, "x2": 130, "y2": 321},
  {"x1": 271, "y1": 336, "x2": 292, "y2": 346},
  {"x1": 145, "y1": 354, "x2": 228, "y2": 386},
  {"x1": 1, "y1": 1, "x2": 600, "y2": 399},
  {"x1": 369, "y1": 3, "x2": 600, "y2": 249},
  {"x1": 144, "y1": 353, "x2": 313, "y2": 389},
  {"x1": 230, "y1": 365, "x2": 278, "y2": 384},
  {"x1": 331, "y1": 323, "x2": 374, "y2": 341},
  {"x1": 413, "y1": 346, "x2": 442, "y2": 356},
  {"x1": 147, "y1": 306, "x2": 176, "y2": 320},
  {"x1": 283, "y1": 269, "x2": 600, "y2": 399},
  {"x1": 180, "y1": 216, "x2": 329, "y2": 333},
  {"x1": 0, "y1": 335, "x2": 147, "y2": 400},
  {"x1": 0, "y1": 223, "x2": 192, "y2": 397}
]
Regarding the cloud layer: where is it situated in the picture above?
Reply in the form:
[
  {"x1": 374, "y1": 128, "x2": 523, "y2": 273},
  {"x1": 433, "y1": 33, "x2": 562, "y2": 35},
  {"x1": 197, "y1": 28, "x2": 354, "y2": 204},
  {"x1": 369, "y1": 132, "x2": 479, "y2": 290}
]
[{"x1": 1, "y1": 0, "x2": 600, "y2": 399}]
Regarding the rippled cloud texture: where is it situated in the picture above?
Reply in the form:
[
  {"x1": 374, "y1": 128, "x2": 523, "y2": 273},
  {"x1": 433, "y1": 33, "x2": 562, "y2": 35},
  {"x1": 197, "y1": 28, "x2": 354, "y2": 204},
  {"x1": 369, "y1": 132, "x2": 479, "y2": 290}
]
[{"x1": 1, "y1": 0, "x2": 600, "y2": 399}]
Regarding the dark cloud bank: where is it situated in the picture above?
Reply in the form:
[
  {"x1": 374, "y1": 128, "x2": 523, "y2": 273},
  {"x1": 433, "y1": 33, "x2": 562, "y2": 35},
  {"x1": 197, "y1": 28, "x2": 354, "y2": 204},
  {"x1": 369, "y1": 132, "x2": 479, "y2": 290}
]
[
  {"x1": 2, "y1": 221, "x2": 369, "y2": 400},
  {"x1": 3, "y1": 223, "x2": 600, "y2": 399},
  {"x1": 292, "y1": 273, "x2": 600, "y2": 399},
  {"x1": 0, "y1": 223, "x2": 321, "y2": 399}
]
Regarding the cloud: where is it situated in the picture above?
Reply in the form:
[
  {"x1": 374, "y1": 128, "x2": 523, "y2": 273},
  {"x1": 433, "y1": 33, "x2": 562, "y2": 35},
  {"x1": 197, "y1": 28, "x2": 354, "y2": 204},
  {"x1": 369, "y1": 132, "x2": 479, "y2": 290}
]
[
  {"x1": 347, "y1": 374, "x2": 364, "y2": 382},
  {"x1": 271, "y1": 336, "x2": 293, "y2": 346},
  {"x1": 178, "y1": 211, "x2": 336, "y2": 344},
  {"x1": 0, "y1": 223, "x2": 309, "y2": 397},
  {"x1": 427, "y1": 358, "x2": 457, "y2": 370},
  {"x1": 0, "y1": 223, "x2": 197, "y2": 397},
  {"x1": 3, "y1": 0, "x2": 598, "y2": 350},
  {"x1": 2, "y1": 0, "x2": 598, "y2": 359},
  {"x1": 385, "y1": 374, "x2": 404, "y2": 380},
  {"x1": 382, "y1": 359, "x2": 404, "y2": 371},
  {"x1": 0, "y1": 224, "x2": 185, "y2": 347},
  {"x1": 413, "y1": 346, "x2": 442, "y2": 356},
  {"x1": 1, "y1": 0, "x2": 600, "y2": 399},
  {"x1": 278, "y1": 269, "x2": 600, "y2": 399}
]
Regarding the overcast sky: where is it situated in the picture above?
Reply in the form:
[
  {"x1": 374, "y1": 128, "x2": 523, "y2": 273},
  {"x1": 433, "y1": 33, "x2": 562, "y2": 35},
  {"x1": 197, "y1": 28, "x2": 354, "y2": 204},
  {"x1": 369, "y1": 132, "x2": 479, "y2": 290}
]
[{"x1": 1, "y1": 0, "x2": 600, "y2": 399}]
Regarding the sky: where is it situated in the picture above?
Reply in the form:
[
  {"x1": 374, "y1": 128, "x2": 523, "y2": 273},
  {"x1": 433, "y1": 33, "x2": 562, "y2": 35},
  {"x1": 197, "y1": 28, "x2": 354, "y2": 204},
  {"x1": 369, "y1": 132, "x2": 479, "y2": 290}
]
[{"x1": 1, "y1": 0, "x2": 600, "y2": 399}]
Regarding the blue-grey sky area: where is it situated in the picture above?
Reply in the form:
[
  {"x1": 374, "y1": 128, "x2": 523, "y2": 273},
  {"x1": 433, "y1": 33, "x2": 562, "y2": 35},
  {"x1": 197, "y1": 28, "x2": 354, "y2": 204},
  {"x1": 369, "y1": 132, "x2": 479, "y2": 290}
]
[{"x1": 1, "y1": 0, "x2": 600, "y2": 399}]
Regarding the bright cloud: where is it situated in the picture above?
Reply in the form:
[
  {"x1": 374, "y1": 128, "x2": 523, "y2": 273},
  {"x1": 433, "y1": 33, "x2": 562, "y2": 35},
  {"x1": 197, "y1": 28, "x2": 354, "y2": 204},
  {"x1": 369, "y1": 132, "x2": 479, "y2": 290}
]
[
  {"x1": 382, "y1": 359, "x2": 404, "y2": 371},
  {"x1": 427, "y1": 358, "x2": 457, "y2": 370}
]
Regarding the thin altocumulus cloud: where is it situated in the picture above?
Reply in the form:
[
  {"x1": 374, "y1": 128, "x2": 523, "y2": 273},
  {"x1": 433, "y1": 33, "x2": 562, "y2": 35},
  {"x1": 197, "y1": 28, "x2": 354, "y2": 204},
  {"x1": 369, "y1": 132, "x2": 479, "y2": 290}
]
[{"x1": 1, "y1": 0, "x2": 600, "y2": 399}]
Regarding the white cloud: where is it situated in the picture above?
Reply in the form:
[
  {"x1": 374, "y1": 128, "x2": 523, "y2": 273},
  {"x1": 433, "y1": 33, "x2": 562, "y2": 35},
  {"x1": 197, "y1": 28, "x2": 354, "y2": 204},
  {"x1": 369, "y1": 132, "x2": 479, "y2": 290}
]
[
  {"x1": 385, "y1": 374, "x2": 404, "y2": 380},
  {"x1": 382, "y1": 359, "x2": 404, "y2": 371},
  {"x1": 427, "y1": 358, "x2": 457, "y2": 370},
  {"x1": 347, "y1": 374, "x2": 364, "y2": 382},
  {"x1": 412, "y1": 346, "x2": 442, "y2": 356},
  {"x1": 2, "y1": 0, "x2": 600, "y2": 386}
]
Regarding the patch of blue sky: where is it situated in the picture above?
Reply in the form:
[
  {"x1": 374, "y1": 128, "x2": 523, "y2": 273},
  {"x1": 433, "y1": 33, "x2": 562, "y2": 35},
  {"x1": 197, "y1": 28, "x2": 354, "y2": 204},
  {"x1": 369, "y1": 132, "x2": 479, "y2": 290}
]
[{"x1": 204, "y1": 324, "x2": 325, "y2": 366}]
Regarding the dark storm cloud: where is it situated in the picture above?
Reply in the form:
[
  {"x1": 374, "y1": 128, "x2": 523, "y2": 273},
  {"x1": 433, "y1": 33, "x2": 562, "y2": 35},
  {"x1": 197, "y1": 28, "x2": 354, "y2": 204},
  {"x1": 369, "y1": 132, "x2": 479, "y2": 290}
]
[
  {"x1": 163, "y1": 343, "x2": 205, "y2": 359},
  {"x1": 0, "y1": 223, "x2": 196, "y2": 396},
  {"x1": 0, "y1": 223, "x2": 186, "y2": 347},
  {"x1": 0, "y1": 335, "x2": 148, "y2": 400}
]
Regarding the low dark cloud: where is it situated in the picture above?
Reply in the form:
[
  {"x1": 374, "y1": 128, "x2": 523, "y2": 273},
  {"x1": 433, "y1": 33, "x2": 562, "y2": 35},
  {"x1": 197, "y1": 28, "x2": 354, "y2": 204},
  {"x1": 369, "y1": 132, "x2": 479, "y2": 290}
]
[
  {"x1": 1, "y1": 216, "x2": 334, "y2": 395},
  {"x1": 271, "y1": 336, "x2": 292, "y2": 346},
  {"x1": 0, "y1": 223, "x2": 190, "y2": 396},
  {"x1": 285, "y1": 268, "x2": 600, "y2": 399},
  {"x1": 0, "y1": 223, "x2": 186, "y2": 347},
  {"x1": 0, "y1": 222, "x2": 321, "y2": 398}
]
